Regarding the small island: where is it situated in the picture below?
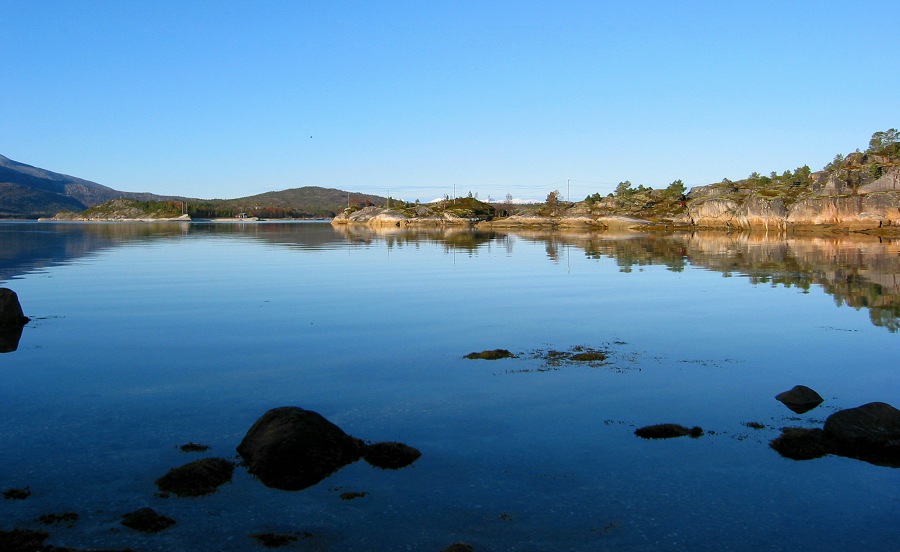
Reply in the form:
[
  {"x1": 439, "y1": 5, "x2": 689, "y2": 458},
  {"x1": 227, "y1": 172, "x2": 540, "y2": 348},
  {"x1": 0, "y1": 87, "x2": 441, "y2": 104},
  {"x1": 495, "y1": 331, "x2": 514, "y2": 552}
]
[{"x1": 28, "y1": 129, "x2": 900, "y2": 234}]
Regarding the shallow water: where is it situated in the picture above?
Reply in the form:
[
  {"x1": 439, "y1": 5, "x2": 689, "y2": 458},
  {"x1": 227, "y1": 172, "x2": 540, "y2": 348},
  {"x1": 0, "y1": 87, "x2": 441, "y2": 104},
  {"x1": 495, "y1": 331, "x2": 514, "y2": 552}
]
[{"x1": 1, "y1": 221, "x2": 898, "y2": 551}]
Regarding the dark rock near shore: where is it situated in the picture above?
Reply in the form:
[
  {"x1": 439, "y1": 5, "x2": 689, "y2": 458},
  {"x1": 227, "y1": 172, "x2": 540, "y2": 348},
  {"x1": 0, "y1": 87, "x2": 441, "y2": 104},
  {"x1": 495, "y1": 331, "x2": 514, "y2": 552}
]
[
  {"x1": 823, "y1": 402, "x2": 900, "y2": 467},
  {"x1": 0, "y1": 289, "x2": 30, "y2": 328},
  {"x1": 363, "y1": 441, "x2": 422, "y2": 469},
  {"x1": 237, "y1": 407, "x2": 365, "y2": 491},
  {"x1": 769, "y1": 427, "x2": 830, "y2": 460},
  {"x1": 156, "y1": 457, "x2": 234, "y2": 497},
  {"x1": 775, "y1": 385, "x2": 824, "y2": 414},
  {"x1": 0, "y1": 289, "x2": 29, "y2": 353},
  {"x1": 121, "y1": 507, "x2": 175, "y2": 533},
  {"x1": 635, "y1": 424, "x2": 703, "y2": 439}
]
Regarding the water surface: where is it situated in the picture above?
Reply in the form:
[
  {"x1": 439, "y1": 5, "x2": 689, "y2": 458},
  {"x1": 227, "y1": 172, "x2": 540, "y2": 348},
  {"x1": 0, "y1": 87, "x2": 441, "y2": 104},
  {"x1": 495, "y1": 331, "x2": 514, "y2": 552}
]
[{"x1": 1, "y1": 222, "x2": 898, "y2": 551}]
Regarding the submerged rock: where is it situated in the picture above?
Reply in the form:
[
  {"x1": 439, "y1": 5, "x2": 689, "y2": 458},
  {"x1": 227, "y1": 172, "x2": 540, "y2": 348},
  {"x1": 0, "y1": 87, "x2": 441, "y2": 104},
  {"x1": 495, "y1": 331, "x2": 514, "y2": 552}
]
[
  {"x1": 363, "y1": 441, "x2": 422, "y2": 469},
  {"x1": 237, "y1": 407, "x2": 365, "y2": 491},
  {"x1": 441, "y1": 544, "x2": 475, "y2": 552},
  {"x1": 121, "y1": 507, "x2": 176, "y2": 533},
  {"x1": 634, "y1": 424, "x2": 703, "y2": 439},
  {"x1": 775, "y1": 385, "x2": 824, "y2": 414},
  {"x1": 464, "y1": 349, "x2": 515, "y2": 360},
  {"x1": 3, "y1": 487, "x2": 31, "y2": 500},
  {"x1": 0, "y1": 529, "x2": 50, "y2": 552},
  {"x1": 156, "y1": 457, "x2": 234, "y2": 497},
  {"x1": 769, "y1": 427, "x2": 830, "y2": 460},
  {"x1": 823, "y1": 402, "x2": 900, "y2": 467}
]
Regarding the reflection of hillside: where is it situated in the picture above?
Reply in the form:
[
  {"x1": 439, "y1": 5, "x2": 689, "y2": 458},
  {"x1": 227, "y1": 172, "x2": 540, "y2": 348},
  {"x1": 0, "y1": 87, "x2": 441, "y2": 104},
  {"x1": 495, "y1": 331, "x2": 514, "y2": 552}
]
[
  {"x1": 333, "y1": 225, "x2": 499, "y2": 253},
  {"x1": 3, "y1": 223, "x2": 898, "y2": 331},
  {"x1": 0, "y1": 222, "x2": 345, "y2": 281},
  {"x1": 573, "y1": 231, "x2": 900, "y2": 332},
  {"x1": 0, "y1": 222, "x2": 187, "y2": 281}
]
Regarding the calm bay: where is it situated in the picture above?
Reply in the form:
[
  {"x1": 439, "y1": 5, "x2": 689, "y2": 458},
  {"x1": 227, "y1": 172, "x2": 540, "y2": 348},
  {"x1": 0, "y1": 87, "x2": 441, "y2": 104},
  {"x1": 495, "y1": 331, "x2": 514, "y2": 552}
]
[{"x1": 1, "y1": 221, "x2": 898, "y2": 551}]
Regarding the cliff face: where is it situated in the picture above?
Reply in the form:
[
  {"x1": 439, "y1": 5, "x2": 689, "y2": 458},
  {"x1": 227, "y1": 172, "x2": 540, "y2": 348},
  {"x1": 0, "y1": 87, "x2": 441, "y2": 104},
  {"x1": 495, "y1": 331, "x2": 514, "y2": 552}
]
[{"x1": 686, "y1": 166, "x2": 900, "y2": 230}]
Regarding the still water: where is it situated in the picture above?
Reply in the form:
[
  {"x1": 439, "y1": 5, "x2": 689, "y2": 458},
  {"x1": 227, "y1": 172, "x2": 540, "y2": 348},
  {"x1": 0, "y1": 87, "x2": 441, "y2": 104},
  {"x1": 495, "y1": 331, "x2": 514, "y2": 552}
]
[{"x1": 1, "y1": 221, "x2": 898, "y2": 551}]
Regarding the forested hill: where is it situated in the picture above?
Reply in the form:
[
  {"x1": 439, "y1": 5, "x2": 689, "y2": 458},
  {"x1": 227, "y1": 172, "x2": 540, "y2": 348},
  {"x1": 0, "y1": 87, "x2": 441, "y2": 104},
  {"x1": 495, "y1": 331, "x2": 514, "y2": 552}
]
[
  {"x1": 0, "y1": 154, "x2": 124, "y2": 217},
  {"x1": 0, "y1": 154, "x2": 384, "y2": 219}
]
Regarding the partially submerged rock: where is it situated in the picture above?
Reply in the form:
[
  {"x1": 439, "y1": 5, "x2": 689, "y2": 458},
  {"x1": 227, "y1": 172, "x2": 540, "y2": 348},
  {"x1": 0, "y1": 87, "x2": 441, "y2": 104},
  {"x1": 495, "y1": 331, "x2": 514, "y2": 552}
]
[
  {"x1": 769, "y1": 402, "x2": 900, "y2": 467},
  {"x1": 769, "y1": 427, "x2": 830, "y2": 460},
  {"x1": 441, "y1": 544, "x2": 475, "y2": 552},
  {"x1": 0, "y1": 288, "x2": 30, "y2": 328},
  {"x1": 775, "y1": 385, "x2": 824, "y2": 414},
  {"x1": 0, "y1": 289, "x2": 29, "y2": 354},
  {"x1": 121, "y1": 507, "x2": 175, "y2": 533},
  {"x1": 465, "y1": 349, "x2": 515, "y2": 360},
  {"x1": 0, "y1": 529, "x2": 50, "y2": 552},
  {"x1": 3, "y1": 487, "x2": 31, "y2": 500},
  {"x1": 237, "y1": 407, "x2": 365, "y2": 491},
  {"x1": 363, "y1": 441, "x2": 422, "y2": 469},
  {"x1": 823, "y1": 402, "x2": 900, "y2": 467},
  {"x1": 251, "y1": 532, "x2": 312, "y2": 548},
  {"x1": 635, "y1": 424, "x2": 703, "y2": 439},
  {"x1": 156, "y1": 457, "x2": 234, "y2": 497}
]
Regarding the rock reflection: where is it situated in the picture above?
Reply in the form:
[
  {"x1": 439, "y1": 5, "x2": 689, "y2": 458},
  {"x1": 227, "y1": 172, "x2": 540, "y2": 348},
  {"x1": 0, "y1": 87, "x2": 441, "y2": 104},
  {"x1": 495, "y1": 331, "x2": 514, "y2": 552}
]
[{"x1": 0, "y1": 325, "x2": 24, "y2": 353}]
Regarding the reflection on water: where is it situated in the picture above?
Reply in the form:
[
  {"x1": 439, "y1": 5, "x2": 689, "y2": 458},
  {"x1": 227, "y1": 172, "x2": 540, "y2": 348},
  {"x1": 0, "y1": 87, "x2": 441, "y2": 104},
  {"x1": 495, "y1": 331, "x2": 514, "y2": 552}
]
[
  {"x1": 1, "y1": 221, "x2": 899, "y2": 551},
  {"x1": 3, "y1": 222, "x2": 897, "y2": 331}
]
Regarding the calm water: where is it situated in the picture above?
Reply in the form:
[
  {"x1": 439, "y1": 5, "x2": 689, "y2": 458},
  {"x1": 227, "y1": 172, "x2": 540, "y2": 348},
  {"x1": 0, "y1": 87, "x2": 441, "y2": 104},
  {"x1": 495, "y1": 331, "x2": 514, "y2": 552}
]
[{"x1": 1, "y1": 221, "x2": 898, "y2": 551}]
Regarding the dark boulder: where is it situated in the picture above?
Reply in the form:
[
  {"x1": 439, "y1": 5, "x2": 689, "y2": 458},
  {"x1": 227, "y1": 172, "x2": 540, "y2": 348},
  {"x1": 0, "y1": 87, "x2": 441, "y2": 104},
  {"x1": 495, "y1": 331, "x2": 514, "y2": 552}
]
[
  {"x1": 634, "y1": 424, "x2": 703, "y2": 439},
  {"x1": 775, "y1": 385, "x2": 824, "y2": 414},
  {"x1": 121, "y1": 507, "x2": 176, "y2": 533},
  {"x1": 156, "y1": 457, "x2": 234, "y2": 497},
  {"x1": 769, "y1": 427, "x2": 830, "y2": 460},
  {"x1": 823, "y1": 402, "x2": 900, "y2": 467},
  {"x1": 0, "y1": 289, "x2": 29, "y2": 353},
  {"x1": 363, "y1": 441, "x2": 422, "y2": 469},
  {"x1": 237, "y1": 407, "x2": 365, "y2": 490},
  {"x1": 0, "y1": 289, "x2": 29, "y2": 328}
]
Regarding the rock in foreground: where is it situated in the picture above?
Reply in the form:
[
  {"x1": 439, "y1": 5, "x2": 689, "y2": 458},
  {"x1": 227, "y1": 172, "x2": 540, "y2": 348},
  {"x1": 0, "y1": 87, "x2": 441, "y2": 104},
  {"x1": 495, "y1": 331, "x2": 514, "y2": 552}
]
[
  {"x1": 156, "y1": 457, "x2": 234, "y2": 497},
  {"x1": 823, "y1": 402, "x2": 900, "y2": 467},
  {"x1": 363, "y1": 441, "x2": 422, "y2": 469},
  {"x1": 0, "y1": 288, "x2": 30, "y2": 328},
  {"x1": 237, "y1": 407, "x2": 365, "y2": 490},
  {"x1": 635, "y1": 424, "x2": 703, "y2": 439},
  {"x1": 775, "y1": 385, "x2": 824, "y2": 414},
  {"x1": 121, "y1": 507, "x2": 176, "y2": 533},
  {"x1": 769, "y1": 427, "x2": 830, "y2": 460}
]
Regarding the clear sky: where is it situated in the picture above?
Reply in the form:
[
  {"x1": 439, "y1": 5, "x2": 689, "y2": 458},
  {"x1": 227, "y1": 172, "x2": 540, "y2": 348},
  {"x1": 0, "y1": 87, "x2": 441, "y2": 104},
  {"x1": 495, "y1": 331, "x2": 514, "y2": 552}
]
[{"x1": 3, "y1": 1, "x2": 898, "y2": 202}]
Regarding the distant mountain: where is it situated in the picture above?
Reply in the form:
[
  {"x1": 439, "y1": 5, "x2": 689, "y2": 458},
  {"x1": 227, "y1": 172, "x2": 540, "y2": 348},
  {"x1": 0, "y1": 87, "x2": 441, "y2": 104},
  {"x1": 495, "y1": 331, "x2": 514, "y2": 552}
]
[
  {"x1": 0, "y1": 154, "x2": 165, "y2": 218},
  {"x1": 192, "y1": 187, "x2": 386, "y2": 218},
  {"x1": 0, "y1": 153, "x2": 385, "y2": 219}
]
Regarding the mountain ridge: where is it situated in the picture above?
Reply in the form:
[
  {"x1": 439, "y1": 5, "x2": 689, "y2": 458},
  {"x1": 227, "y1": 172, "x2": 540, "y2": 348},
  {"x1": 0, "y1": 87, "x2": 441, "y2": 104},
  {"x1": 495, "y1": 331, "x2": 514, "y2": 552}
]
[{"x1": 0, "y1": 154, "x2": 384, "y2": 219}]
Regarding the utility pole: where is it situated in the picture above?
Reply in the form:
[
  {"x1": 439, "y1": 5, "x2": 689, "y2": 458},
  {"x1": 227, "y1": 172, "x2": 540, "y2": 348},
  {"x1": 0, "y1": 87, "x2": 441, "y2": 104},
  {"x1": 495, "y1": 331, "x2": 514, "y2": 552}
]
[{"x1": 567, "y1": 179, "x2": 570, "y2": 202}]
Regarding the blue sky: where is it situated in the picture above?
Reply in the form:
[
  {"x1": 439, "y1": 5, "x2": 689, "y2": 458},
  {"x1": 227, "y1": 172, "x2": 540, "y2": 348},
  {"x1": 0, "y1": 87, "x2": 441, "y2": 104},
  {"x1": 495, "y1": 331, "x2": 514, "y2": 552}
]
[{"x1": 3, "y1": 1, "x2": 898, "y2": 202}]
